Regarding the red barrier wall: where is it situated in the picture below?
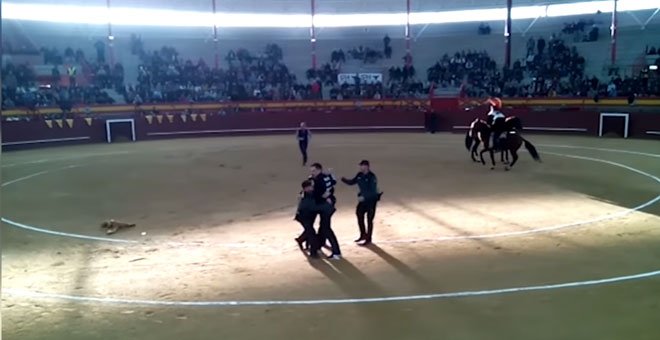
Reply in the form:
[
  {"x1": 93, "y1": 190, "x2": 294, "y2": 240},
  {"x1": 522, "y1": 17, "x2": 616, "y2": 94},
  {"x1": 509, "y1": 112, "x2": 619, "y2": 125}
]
[
  {"x1": 2, "y1": 109, "x2": 425, "y2": 149},
  {"x1": 2, "y1": 103, "x2": 658, "y2": 149}
]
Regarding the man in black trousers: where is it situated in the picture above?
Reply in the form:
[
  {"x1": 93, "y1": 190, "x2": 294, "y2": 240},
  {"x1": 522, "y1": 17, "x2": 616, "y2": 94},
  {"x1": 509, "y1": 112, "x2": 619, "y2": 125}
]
[
  {"x1": 310, "y1": 163, "x2": 341, "y2": 259},
  {"x1": 295, "y1": 180, "x2": 335, "y2": 258},
  {"x1": 341, "y1": 160, "x2": 382, "y2": 246},
  {"x1": 296, "y1": 122, "x2": 311, "y2": 166}
]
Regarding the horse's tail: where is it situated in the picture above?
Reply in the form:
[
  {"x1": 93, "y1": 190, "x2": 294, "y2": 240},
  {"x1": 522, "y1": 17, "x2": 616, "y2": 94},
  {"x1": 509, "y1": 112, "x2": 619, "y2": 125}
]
[
  {"x1": 465, "y1": 128, "x2": 473, "y2": 151},
  {"x1": 522, "y1": 137, "x2": 542, "y2": 162}
]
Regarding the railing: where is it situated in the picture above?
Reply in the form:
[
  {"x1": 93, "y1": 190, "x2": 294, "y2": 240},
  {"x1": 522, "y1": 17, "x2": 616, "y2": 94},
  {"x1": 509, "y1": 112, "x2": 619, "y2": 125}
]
[
  {"x1": 3, "y1": 97, "x2": 660, "y2": 117},
  {"x1": 1, "y1": 99, "x2": 430, "y2": 116}
]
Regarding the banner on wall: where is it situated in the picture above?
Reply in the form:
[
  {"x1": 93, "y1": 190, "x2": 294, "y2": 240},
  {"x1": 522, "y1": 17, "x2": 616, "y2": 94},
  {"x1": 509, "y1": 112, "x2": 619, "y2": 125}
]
[
  {"x1": 55, "y1": 119, "x2": 64, "y2": 128},
  {"x1": 337, "y1": 73, "x2": 383, "y2": 85},
  {"x1": 166, "y1": 114, "x2": 174, "y2": 123},
  {"x1": 45, "y1": 120, "x2": 53, "y2": 128},
  {"x1": 200, "y1": 113, "x2": 207, "y2": 122},
  {"x1": 181, "y1": 114, "x2": 187, "y2": 123},
  {"x1": 66, "y1": 119, "x2": 74, "y2": 128},
  {"x1": 145, "y1": 115, "x2": 154, "y2": 124},
  {"x1": 156, "y1": 115, "x2": 163, "y2": 124},
  {"x1": 191, "y1": 113, "x2": 198, "y2": 122},
  {"x1": 84, "y1": 117, "x2": 93, "y2": 126}
]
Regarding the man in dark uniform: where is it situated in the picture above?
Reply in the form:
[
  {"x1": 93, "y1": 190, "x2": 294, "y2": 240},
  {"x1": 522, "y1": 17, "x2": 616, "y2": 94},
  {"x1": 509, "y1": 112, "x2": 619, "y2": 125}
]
[
  {"x1": 310, "y1": 163, "x2": 341, "y2": 259},
  {"x1": 295, "y1": 180, "x2": 335, "y2": 258},
  {"x1": 341, "y1": 160, "x2": 382, "y2": 246},
  {"x1": 296, "y1": 122, "x2": 311, "y2": 166}
]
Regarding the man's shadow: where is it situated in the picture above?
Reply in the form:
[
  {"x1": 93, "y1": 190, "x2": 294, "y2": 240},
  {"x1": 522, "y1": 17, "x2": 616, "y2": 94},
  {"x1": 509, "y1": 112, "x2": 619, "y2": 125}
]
[
  {"x1": 305, "y1": 250, "x2": 385, "y2": 298},
  {"x1": 362, "y1": 243, "x2": 433, "y2": 290}
]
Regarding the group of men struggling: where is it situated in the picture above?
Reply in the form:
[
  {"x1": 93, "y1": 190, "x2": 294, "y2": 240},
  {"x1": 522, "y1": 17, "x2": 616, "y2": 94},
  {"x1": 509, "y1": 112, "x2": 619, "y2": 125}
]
[{"x1": 294, "y1": 122, "x2": 382, "y2": 260}]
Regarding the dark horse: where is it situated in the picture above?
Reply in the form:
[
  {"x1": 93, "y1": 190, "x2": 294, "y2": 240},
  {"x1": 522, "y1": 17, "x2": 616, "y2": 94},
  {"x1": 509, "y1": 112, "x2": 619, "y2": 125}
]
[
  {"x1": 466, "y1": 116, "x2": 523, "y2": 164},
  {"x1": 465, "y1": 118, "x2": 541, "y2": 170}
]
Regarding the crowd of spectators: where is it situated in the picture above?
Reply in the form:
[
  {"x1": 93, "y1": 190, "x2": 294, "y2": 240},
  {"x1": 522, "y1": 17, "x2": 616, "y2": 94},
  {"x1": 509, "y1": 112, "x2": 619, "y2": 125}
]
[
  {"x1": 475, "y1": 35, "x2": 659, "y2": 99},
  {"x1": 645, "y1": 45, "x2": 660, "y2": 58},
  {"x1": 346, "y1": 46, "x2": 384, "y2": 64},
  {"x1": 4, "y1": 31, "x2": 660, "y2": 111},
  {"x1": 427, "y1": 50, "x2": 497, "y2": 96},
  {"x1": 501, "y1": 37, "x2": 586, "y2": 97},
  {"x1": 561, "y1": 19, "x2": 599, "y2": 42},
  {"x1": 478, "y1": 23, "x2": 491, "y2": 35},
  {"x1": 1, "y1": 40, "x2": 121, "y2": 110},
  {"x1": 2, "y1": 66, "x2": 114, "y2": 111},
  {"x1": 129, "y1": 43, "x2": 315, "y2": 103}
]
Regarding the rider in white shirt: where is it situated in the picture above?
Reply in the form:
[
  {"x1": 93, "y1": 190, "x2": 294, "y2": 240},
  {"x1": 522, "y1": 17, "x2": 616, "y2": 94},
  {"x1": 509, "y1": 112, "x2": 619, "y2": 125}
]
[
  {"x1": 487, "y1": 106, "x2": 505, "y2": 125},
  {"x1": 486, "y1": 98, "x2": 506, "y2": 150}
]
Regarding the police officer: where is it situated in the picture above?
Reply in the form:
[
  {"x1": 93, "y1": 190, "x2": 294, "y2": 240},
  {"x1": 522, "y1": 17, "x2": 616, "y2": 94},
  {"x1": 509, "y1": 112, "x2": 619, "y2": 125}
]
[
  {"x1": 295, "y1": 180, "x2": 335, "y2": 258},
  {"x1": 296, "y1": 122, "x2": 311, "y2": 166},
  {"x1": 310, "y1": 163, "x2": 341, "y2": 259},
  {"x1": 295, "y1": 162, "x2": 337, "y2": 251},
  {"x1": 341, "y1": 160, "x2": 382, "y2": 246}
]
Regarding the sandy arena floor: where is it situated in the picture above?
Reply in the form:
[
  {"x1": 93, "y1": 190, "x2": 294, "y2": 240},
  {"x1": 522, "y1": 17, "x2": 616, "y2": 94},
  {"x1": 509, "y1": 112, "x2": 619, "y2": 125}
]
[{"x1": 1, "y1": 133, "x2": 659, "y2": 340}]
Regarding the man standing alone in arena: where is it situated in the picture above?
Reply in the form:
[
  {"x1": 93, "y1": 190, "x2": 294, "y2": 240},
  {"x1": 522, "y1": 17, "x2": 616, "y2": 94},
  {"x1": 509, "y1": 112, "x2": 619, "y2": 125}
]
[
  {"x1": 310, "y1": 163, "x2": 341, "y2": 259},
  {"x1": 341, "y1": 160, "x2": 382, "y2": 246},
  {"x1": 296, "y1": 122, "x2": 311, "y2": 166}
]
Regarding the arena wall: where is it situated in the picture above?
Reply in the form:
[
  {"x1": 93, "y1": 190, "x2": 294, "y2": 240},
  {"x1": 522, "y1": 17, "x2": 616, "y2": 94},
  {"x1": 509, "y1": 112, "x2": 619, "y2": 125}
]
[{"x1": 2, "y1": 99, "x2": 659, "y2": 149}]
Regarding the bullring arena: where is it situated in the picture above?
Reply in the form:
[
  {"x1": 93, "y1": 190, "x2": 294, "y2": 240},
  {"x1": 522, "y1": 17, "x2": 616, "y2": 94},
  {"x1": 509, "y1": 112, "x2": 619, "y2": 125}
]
[
  {"x1": 2, "y1": 102, "x2": 660, "y2": 339},
  {"x1": 2, "y1": 0, "x2": 660, "y2": 339}
]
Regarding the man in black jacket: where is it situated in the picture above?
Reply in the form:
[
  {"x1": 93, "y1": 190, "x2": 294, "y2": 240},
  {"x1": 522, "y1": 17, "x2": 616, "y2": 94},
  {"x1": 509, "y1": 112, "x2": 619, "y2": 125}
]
[
  {"x1": 341, "y1": 160, "x2": 382, "y2": 246},
  {"x1": 295, "y1": 180, "x2": 335, "y2": 258},
  {"x1": 296, "y1": 122, "x2": 311, "y2": 166},
  {"x1": 310, "y1": 163, "x2": 341, "y2": 259},
  {"x1": 295, "y1": 163, "x2": 341, "y2": 258}
]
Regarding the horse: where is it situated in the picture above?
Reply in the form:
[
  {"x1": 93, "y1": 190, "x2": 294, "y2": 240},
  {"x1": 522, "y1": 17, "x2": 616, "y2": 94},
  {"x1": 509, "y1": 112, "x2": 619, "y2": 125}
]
[
  {"x1": 465, "y1": 116, "x2": 523, "y2": 164},
  {"x1": 465, "y1": 119, "x2": 541, "y2": 170}
]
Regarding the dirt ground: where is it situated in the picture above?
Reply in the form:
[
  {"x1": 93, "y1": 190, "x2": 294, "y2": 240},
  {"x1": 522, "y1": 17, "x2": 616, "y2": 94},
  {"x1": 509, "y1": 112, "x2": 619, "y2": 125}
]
[{"x1": 2, "y1": 133, "x2": 659, "y2": 340}]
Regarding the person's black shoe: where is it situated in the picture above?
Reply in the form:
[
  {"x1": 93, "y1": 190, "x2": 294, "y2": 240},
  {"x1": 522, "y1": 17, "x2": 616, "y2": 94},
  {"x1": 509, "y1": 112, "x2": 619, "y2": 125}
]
[
  {"x1": 326, "y1": 254, "x2": 342, "y2": 260},
  {"x1": 309, "y1": 252, "x2": 320, "y2": 259},
  {"x1": 295, "y1": 237, "x2": 305, "y2": 251},
  {"x1": 354, "y1": 236, "x2": 366, "y2": 243},
  {"x1": 358, "y1": 240, "x2": 372, "y2": 246}
]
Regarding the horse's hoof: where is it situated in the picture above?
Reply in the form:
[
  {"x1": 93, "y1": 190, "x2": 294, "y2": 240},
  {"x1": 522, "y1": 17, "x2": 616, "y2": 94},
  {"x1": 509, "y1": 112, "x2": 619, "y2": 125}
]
[
  {"x1": 490, "y1": 167, "x2": 495, "y2": 170},
  {"x1": 505, "y1": 166, "x2": 510, "y2": 171}
]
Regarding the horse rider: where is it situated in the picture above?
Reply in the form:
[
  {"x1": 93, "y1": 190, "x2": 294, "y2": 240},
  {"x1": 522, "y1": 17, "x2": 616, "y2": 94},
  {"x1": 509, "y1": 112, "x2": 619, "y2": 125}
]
[{"x1": 486, "y1": 97, "x2": 506, "y2": 150}]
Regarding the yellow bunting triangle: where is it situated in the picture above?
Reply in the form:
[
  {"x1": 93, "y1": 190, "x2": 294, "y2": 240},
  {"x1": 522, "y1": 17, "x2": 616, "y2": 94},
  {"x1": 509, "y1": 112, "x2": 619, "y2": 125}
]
[
  {"x1": 66, "y1": 119, "x2": 74, "y2": 128},
  {"x1": 145, "y1": 115, "x2": 154, "y2": 125},
  {"x1": 181, "y1": 114, "x2": 187, "y2": 123},
  {"x1": 84, "y1": 117, "x2": 93, "y2": 126},
  {"x1": 166, "y1": 114, "x2": 174, "y2": 123},
  {"x1": 55, "y1": 119, "x2": 64, "y2": 128},
  {"x1": 200, "y1": 113, "x2": 207, "y2": 122},
  {"x1": 191, "y1": 113, "x2": 198, "y2": 122},
  {"x1": 45, "y1": 120, "x2": 53, "y2": 128},
  {"x1": 156, "y1": 115, "x2": 163, "y2": 124}
]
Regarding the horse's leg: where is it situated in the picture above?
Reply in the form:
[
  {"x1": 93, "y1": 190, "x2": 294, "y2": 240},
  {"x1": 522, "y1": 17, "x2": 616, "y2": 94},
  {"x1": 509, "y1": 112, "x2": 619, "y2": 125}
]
[
  {"x1": 471, "y1": 139, "x2": 480, "y2": 162},
  {"x1": 507, "y1": 150, "x2": 519, "y2": 170},
  {"x1": 479, "y1": 148, "x2": 488, "y2": 165}
]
